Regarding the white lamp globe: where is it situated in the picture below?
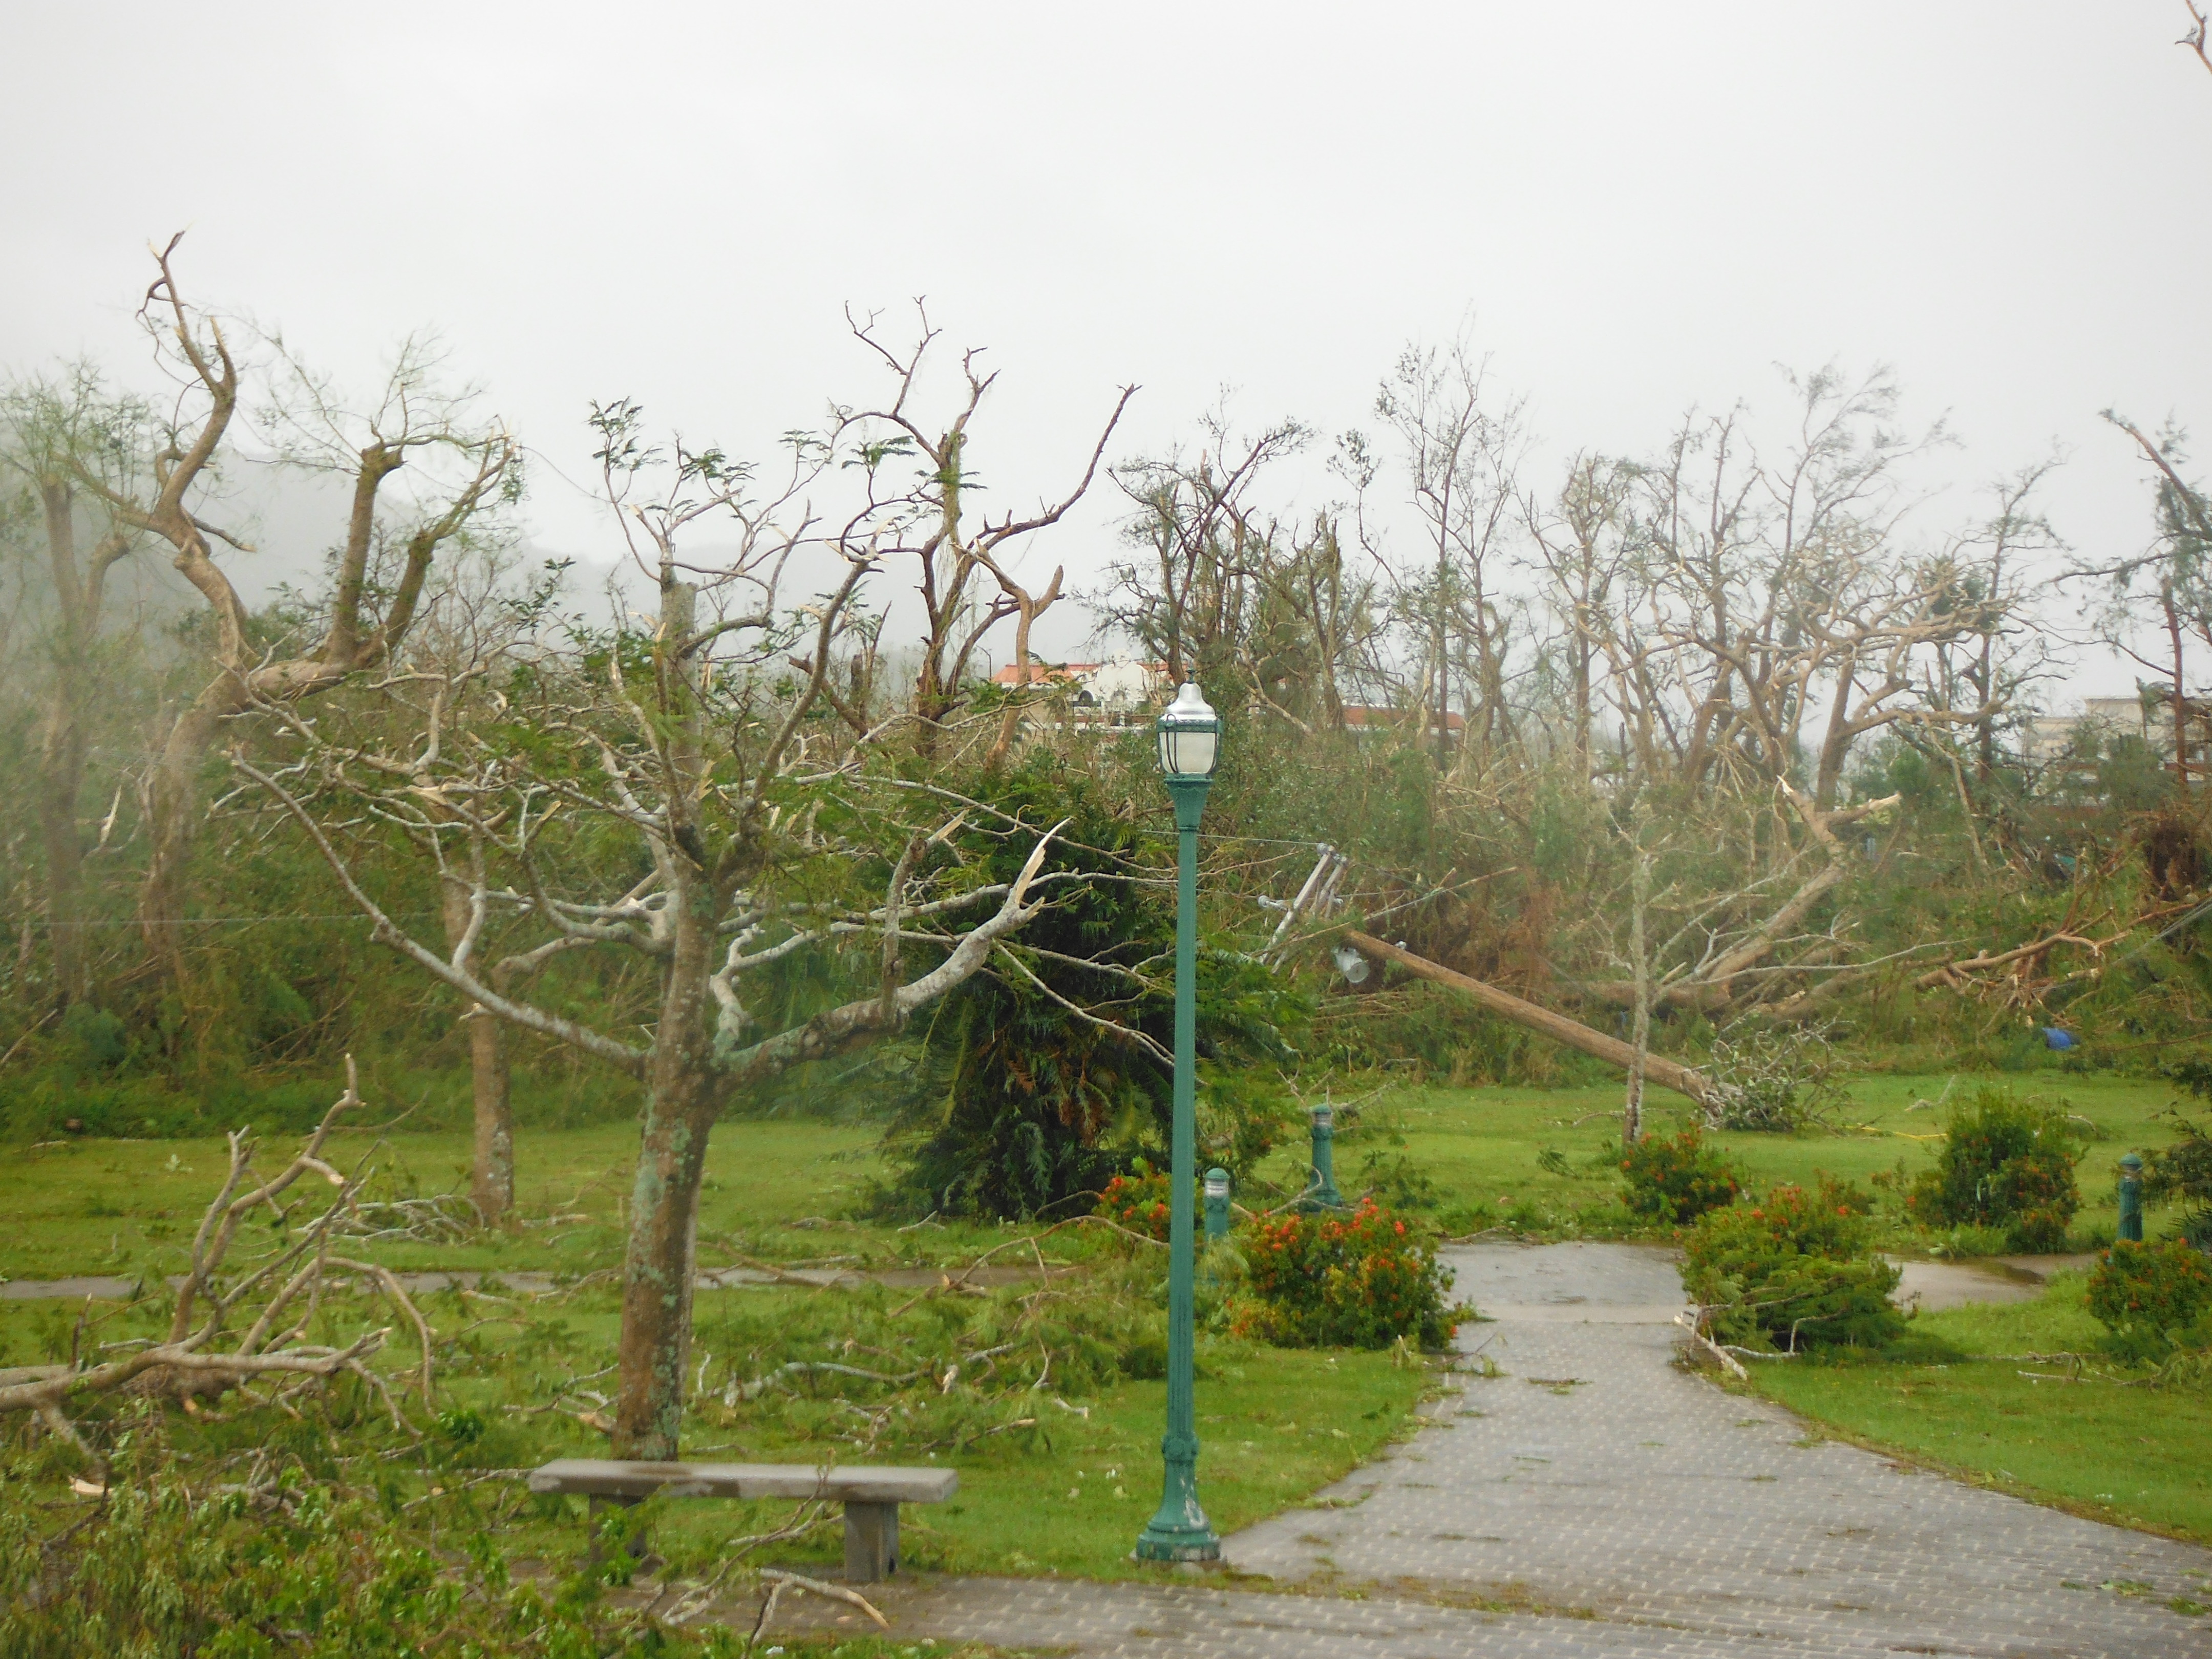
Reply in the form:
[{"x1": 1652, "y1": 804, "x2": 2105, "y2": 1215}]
[{"x1": 1155, "y1": 683, "x2": 1221, "y2": 778}]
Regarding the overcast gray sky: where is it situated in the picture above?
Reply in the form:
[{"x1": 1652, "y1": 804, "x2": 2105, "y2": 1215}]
[{"x1": 9, "y1": 3, "x2": 2211, "y2": 696}]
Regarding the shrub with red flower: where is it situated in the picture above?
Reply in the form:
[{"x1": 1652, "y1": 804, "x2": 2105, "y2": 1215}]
[
  {"x1": 1095, "y1": 1164, "x2": 1176, "y2": 1241},
  {"x1": 1619, "y1": 1126, "x2": 1740, "y2": 1224},
  {"x1": 1233, "y1": 1199, "x2": 1463, "y2": 1350},
  {"x1": 2086, "y1": 1239, "x2": 2212, "y2": 1362}
]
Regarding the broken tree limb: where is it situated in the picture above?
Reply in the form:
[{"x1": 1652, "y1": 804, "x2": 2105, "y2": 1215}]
[
  {"x1": 1573, "y1": 789, "x2": 1903, "y2": 1014},
  {"x1": 1341, "y1": 931, "x2": 1715, "y2": 1108},
  {"x1": 1913, "y1": 925, "x2": 2118, "y2": 991}
]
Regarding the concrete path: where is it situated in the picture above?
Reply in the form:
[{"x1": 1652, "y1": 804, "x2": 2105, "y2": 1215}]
[{"x1": 765, "y1": 1242, "x2": 2212, "y2": 1657}]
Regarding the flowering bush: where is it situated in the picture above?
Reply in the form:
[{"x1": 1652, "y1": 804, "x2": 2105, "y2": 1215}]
[
  {"x1": 1235, "y1": 1199, "x2": 1463, "y2": 1350},
  {"x1": 1620, "y1": 1126, "x2": 1740, "y2": 1224},
  {"x1": 1095, "y1": 1163, "x2": 1176, "y2": 1240},
  {"x1": 1681, "y1": 1175, "x2": 1904, "y2": 1351},
  {"x1": 1906, "y1": 1087, "x2": 2081, "y2": 1252},
  {"x1": 2086, "y1": 1239, "x2": 2212, "y2": 1361}
]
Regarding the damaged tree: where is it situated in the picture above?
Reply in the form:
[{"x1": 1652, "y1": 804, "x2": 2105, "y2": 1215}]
[
  {"x1": 73, "y1": 238, "x2": 518, "y2": 983},
  {"x1": 0, "y1": 368, "x2": 147, "y2": 1007},
  {"x1": 241, "y1": 399, "x2": 1092, "y2": 1461},
  {"x1": 838, "y1": 306, "x2": 1132, "y2": 762}
]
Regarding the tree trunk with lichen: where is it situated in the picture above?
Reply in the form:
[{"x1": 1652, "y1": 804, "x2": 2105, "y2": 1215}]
[
  {"x1": 613, "y1": 1047, "x2": 717, "y2": 1459},
  {"x1": 36, "y1": 663, "x2": 92, "y2": 1008},
  {"x1": 613, "y1": 577, "x2": 729, "y2": 1460},
  {"x1": 439, "y1": 870, "x2": 514, "y2": 1222},
  {"x1": 609, "y1": 862, "x2": 727, "y2": 1456}
]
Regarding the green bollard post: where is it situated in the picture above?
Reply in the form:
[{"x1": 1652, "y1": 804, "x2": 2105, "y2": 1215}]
[
  {"x1": 1204, "y1": 1168, "x2": 1231, "y2": 1241},
  {"x1": 1300, "y1": 1102, "x2": 1345, "y2": 1211},
  {"x1": 2117, "y1": 1152, "x2": 2144, "y2": 1243}
]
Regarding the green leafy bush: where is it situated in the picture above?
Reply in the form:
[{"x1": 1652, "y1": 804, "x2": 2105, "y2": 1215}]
[
  {"x1": 1233, "y1": 1199, "x2": 1463, "y2": 1349},
  {"x1": 1682, "y1": 1176, "x2": 1905, "y2": 1352},
  {"x1": 1619, "y1": 1126, "x2": 1740, "y2": 1224},
  {"x1": 1906, "y1": 1087, "x2": 2081, "y2": 1252},
  {"x1": 2086, "y1": 1239, "x2": 2212, "y2": 1361}
]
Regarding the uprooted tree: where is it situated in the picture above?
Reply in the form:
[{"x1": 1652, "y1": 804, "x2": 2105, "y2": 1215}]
[{"x1": 241, "y1": 388, "x2": 1121, "y2": 1460}]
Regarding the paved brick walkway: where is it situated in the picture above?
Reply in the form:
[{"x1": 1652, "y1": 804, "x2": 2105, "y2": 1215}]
[{"x1": 763, "y1": 1243, "x2": 2212, "y2": 1657}]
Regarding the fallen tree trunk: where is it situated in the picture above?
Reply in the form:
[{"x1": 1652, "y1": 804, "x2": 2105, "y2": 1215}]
[{"x1": 1342, "y1": 931, "x2": 1715, "y2": 1108}]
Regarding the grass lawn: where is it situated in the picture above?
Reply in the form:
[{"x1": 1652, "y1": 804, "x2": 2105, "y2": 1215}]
[
  {"x1": 3, "y1": 1062, "x2": 2203, "y2": 1577},
  {"x1": 680, "y1": 1332, "x2": 1429, "y2": 1581},
  {"x1": 0, "y1": 1118, "x2": 917, "y2": 1282},
  {"x1": 2, "y1": 1065, "x2": 2192, "y2": 1285},
  {"x1": 1743, "y1": 1274, "x2": 2212, "y2": 1548},
  {"x1": 1247, "y1": 1068, "x2": 2194, "y2": 1248}
]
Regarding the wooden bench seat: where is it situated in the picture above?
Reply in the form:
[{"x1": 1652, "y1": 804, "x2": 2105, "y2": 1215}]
[{"x1": 526, "y1": 1458, "x2": 957, "y2": 1582}]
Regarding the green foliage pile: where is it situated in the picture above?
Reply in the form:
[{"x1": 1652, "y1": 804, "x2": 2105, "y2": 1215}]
[
  {"x1": 1231, "y1": 1199, "x2": 1462, "y2": 1350},
  {"x1": 0, "y1": 1434, "x2": 737, "y2": 1658},
  {"x1": 1906, "y1": 1087, "x2": 2082, "y2": 1251},
  {"x1": 1703, "y1": 1022, "x2": 1851, "y2": 1133},
  {"x1": 1682, "y1": 1175, "x2": 1905, "y2": 1352},
  {"x1": 1619, "y1": 1126, "x2": 1740, "y2": 1224},
  {"x1": 876, "y1": 763, "x2": 1301, "y2": 1221},
  {"x1": 2086, "y1": 1240, "x2": 2212, "y2": 1362}
]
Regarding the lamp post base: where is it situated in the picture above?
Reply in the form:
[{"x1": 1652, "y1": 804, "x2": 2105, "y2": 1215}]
[
  {"x1": 1133, "y1": 1527, "x2": 1221, "y2": 1563},
  {"x1": 1135, "y1": 1436, "x2": 1219, "y2": 1562}
]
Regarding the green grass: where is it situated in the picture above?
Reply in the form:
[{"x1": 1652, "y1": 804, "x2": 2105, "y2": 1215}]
[
  {"x1": 4, "y1": 1065, "x2": 2204, "y2": 1573},
  {"x1": 1, "y1": 1068, "x2": 2195, "y2": 1286},
  {"x1": 1743, "y1": 1273, "x2": 2212, "y2": 1545},
  {"x1": 0, "y1": 1118, "x2": 910, "y2": 1281},
  {"x1": 1249, "y1": 1070, "x2": 2195, "y2": 1248},
  {"x1": 702, "y1": 1340, "x2": 1426, "y2": 1581}
]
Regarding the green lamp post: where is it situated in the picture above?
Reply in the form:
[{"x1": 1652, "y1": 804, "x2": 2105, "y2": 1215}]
[{"x1": 1136, "y1": 682, "x2": 1223, "y2": 1565}]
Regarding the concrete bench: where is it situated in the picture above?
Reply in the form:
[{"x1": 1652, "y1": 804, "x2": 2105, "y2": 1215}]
[{"x1": 526, "y1": 1458, "x2": 957, "y2": 1582}]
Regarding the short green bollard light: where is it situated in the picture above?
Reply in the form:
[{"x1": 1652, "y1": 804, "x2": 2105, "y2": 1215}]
[
  {"x1": 2118, "y1": 1152, "x2": 2145, "y2": 1243},
  {"x1": 1203, "y1": 1168, "x2": 1231, "y2": 1242},
  {"x1": 1300, "y1": 1102, "x2": 1345, "y2": 1211}
]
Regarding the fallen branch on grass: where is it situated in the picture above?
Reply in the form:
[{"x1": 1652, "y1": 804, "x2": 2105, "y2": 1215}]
[
  {"x1": 1673, "y1": 1312, "x2": 1750, "y2": 1380},
  {"x1": 0, "y1": 1057, "x2": 430, "y2": 1458}
]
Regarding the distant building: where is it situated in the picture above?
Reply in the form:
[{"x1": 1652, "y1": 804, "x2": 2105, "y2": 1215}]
[
  {"x1": 989, "y1": 657, "x2": 1165, "y2": 722},
  {"x1": 2023, "y1": 690, "x2": 2212, "y2": 783}
]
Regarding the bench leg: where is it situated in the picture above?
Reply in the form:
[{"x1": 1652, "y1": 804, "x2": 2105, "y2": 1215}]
[
  {"x1": 843, "y1": 1500, "x2": 899, "y2": 1582},
  {"x1": 586, "y1": 1494, "x2": 648, "y2": 1564}
]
